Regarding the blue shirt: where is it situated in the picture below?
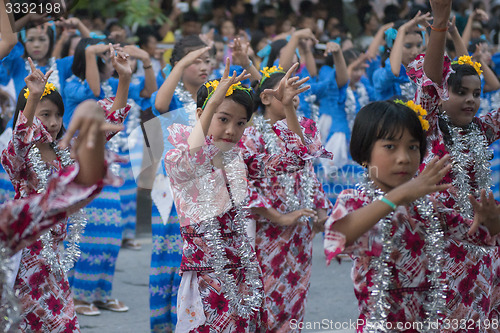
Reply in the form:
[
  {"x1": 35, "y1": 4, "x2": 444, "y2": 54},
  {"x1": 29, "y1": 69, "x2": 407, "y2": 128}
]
[{"x1": 372, "y1": 58, "x2": 410, "y2": 100}]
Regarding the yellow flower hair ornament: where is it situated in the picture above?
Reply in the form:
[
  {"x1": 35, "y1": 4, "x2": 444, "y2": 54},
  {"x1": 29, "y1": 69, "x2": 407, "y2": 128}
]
[
  {"x1": 24, "y1": 82, "x2": 57, "y2": 100},
  {"x1": 259, "y1": 65, "x2": 285, "y2": 86},
  {"x1": 201, "y1": 79, "x2": 252, "y2": 110},
  {"x1": 394, "y1": 99, "x2": 430, "y2": 131},
  {"x1": 451, "y1": 55, "x2": 483, "y2": 76}
]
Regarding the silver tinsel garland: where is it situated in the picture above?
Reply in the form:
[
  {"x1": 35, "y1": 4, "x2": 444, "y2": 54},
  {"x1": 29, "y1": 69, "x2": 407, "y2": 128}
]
[
  {"x1": 345, "y1": 83, "x2": 369, "y2": 131},
  {"x1": 25, "y1": 57, "x2": 60, "y2": 91},
  {"x1": 399, "y1": 81, "x2": 417, "y2": 102},
  {"x1": 28, "y1": 143, "x2": 87, "y2": 278},
  {"x1": 0, "y1": 245, "x2": 20, "y2": 332},
  {"x1": 305, "y1": 94, "x2": 319, "y2": 123},
  {"x1": 441, "y1": 114, "x2": 492, "y2": 219},
  {"x1": 175, "y1": 81, "x2": 197, "y2": 126},
  {"x1": 201, "y1": 148, "x2": 263, "y2": 318},
  {"x1": 358, "y1": 174, "x2": 446, "y2": 332},
  {"x1": 252, "y1": 115, "x2": 316, "y2": 222}
]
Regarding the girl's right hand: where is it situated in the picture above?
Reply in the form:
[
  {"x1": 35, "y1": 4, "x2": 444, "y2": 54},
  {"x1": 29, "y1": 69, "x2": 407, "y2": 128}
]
[
  {"x1": 469, "y1": 190, "x2": 500, "y2": 236},
  {"x1": 394, "y1": 155, "x2": 452, "y2": 205},
  {"x1": 24, "y1": 57, "x2": 53, "y2": 98},
  {"x1": 402, "y1": 10, "x2": 432, "y2": 31},
  {"x1": 86, "y1": 43, "x2": 119, "y2": 55},
  {"x1": 429, "y1": 0, "x2": 452, "y2": 26},
  {"x1": 261, "y1": 63, "x2": 310, "y2": 107},
  {"x1": 177, "y1": 46, "x2": 211, "y2": 69},
  {"x1": 277, "y1": 209, "x2": 318, "y2": 226}
]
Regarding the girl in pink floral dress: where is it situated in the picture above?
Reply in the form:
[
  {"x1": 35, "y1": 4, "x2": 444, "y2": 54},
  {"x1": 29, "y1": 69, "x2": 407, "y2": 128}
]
[
  {"x1": 1, "y1": 47, "x2": 131, "y2": 332},
  {"x1": 406, "y1": 0, "x2": 500, "y2": 324},
  {"x1": 238, "y1": 67, "x2": 332, "y2": 332},
  {"x1": 164, "y1": 61, "x2": 331, "y2": 332},
  {"x1": 324, "y1": 99, "x2": 500, "y2": 332}
]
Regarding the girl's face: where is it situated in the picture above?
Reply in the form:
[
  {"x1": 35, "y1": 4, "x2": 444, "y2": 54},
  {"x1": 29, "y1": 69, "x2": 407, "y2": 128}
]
[
  {"x1": 441, "y1": 74, "x2": 481, "y2": 127},
  {"x1": 35, "y1": 98, "x2": 63, "y2": 140},
  {"x1": 214, "y1": 41, "x2": 225, "y2": 64},
  {"x1": 350, "y1": 65, "x2": 366, "y2": 84},
  {"x1": 182, "y1": 50, "x2": 212, "y2": 87},
  {"x1": 99, "y1": 52, "x2": 115, "y2": 81},
  {"x1": 203, "y1": 99, "x2": 248, "y2": 148},
  {"x1": 221, "y1": 21, "x2": 235, "y2": 39},
  {"x1": 402, "y1": 33, "x2": 423, "y2": 67},
  {"x1": 368, "y1": 128, "x2": 421, "y2": 193},
  {"x1": 25, "y1": 28, "x2": 50, "y2": 61}
]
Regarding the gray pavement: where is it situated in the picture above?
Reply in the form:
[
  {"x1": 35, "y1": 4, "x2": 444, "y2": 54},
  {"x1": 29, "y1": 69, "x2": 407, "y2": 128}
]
[{"x1": 77, "y1": 231, "x2": 358, "y2": 333}]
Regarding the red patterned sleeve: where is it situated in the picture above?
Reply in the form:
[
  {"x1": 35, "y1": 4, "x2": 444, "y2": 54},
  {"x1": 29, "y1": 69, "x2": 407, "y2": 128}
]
[
  {"x1": 97, "y1": 97, "x2": 132, "y2": 141},
  {"x1": 1, "y1": 112, "x2": 51, "y2": 195},
  {"x1": 0, "y1": 150, "x2": 122, "y2": 253},
  {"x1": 245, "y1": 117, "x2": 333, "y2": 179}
]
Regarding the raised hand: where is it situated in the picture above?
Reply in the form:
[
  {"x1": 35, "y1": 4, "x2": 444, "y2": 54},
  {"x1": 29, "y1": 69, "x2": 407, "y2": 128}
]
[
  {"x1": 262, "y1": 63, "x2": 310, "y2": 107},
  {"x1": 429, "y1": 0, "x2": 452, "y2": 27},
  {"x1": 110, "y1": 44, "x2": 132, "y2": 77},
  {"x1": 395, "y1": 155, "x2": 452, "y2": 205},
  {"x1": 123, "y1": 45, "x2": 150, "y2": 61},
  {"x1": 468, "y1": 190, "x2": 500, "y2": 236},
  {"x1": 177, "y1": 46, "x2": 212, "y2": 69},
  {"x1": 323, "y1": 41, "x2": 341, "y2": 57},
  {"x1": 230, "y1": 37, "x2": 251, "y2": 67},
  {"x1": 403, "y1": 10, "x2": 432, "y2": 31},
  {"x1": 59, "y1": 100, "x2": 123, "y2": 151},
  {"x1": 24, "y1": 57, "x2": 53, "y2": 98},
  {"x1": 205, "y1": 58, "x2": 250, "y2": 109}
]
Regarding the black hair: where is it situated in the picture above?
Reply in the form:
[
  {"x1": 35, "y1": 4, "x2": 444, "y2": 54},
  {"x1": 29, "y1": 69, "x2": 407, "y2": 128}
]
[
  {"x1": 343, "y1": 48, "x2": 361, "y2": 66},
  {"x1": 250, "y1": 30, "x2": 267, "y2": 53},
  {"x1": 60, "y1": 34, "x2": 81, "y2": 59},
  {"x1": 71, "y1": 38, "x2": 111, "y2": 80},
  {"x1": 265, "y1": 39, "x2": 287, "y2": 68},
  {"x1": 448, "y1": 63, "x2": 480, "y2": 93},
  {"x1": 21, "y1": 23, "x2": 56, "y2": 61},
  {"x1": 182, "y1": 11, "x2": 199, "y2": 23},
  {"x1": 137, "y1": 32, "x2": 158, "y2": 49},
  {"x1": 170, "y1": 35, "x2": 208, "y2": 67},
  {"x1": 13, "y1": 86, "x2": 65, "y2": 140},
  {"x1": 252, "y1": 72, "x2": 286, "y2": 112},
  {"x1": 350, "y1": 99, "x2": 427, "y2": 164},
  {"x1": 197, "y1": 82, "x2": 254, "y2": 121}
]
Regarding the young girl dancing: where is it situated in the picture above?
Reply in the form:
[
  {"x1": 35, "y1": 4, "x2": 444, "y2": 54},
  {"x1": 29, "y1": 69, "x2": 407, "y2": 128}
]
[
  {"x1": 324, "y1": 99, "x2": 500, "y2": 331},
  {"x1": 239, "y1": 65, "x2": 331, "y2": 332},
  {"x1": 408, "y1": 0, "x2": 500, "y2": 321},
  {"x1": 165, "y1": 60, "x2": 331, "y2": 332},
  {"x1": 149, "y1": 35, "x2": 211, "y2": 332},
  {"x1": 1, "y1": 47, "x2": 130, "y2": 330},
  {"x1": 0, "y1": 100, "x2": 123, "y2": 332}
]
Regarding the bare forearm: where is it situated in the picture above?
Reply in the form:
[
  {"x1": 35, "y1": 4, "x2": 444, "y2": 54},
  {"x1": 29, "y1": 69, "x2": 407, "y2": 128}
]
[
  {"x1": 85, "y1": 50, "x2": 101, "y2": 97},
  {"x1": 482, "y1": 62, "x2": 500, "y2": 92},
  {"x1": 424, "y1": 30, "x2": 447, "y2": 84},
  {"x1": 280, "y1": 37, "x2": 299, "y2": 71},
  {"x1": 0, "y1": 0, "x2": 17, "y2": 58},
  {"x1": 284, "y1": 104, "x2": 304, "y2": 143},
  {"x1": 333, "y1": 52, "x2": 348, "y2": 87},
  {"x1": 389, "y1": 28, "x2": 406, "y2": 76},
  {"x1": 154, "y1": 65, "x2": 183, "y2": 113},
  {"x1": 110, "y1": 75, "x2": 131, "y2": 112},
  {"x1": 301, "y1": 48, "x2": 317, "y2": 77},
  {"x1": 140, "y1": 59, "x2": 158, "y2": 98},
  {"x1": 251, "y1": 207, "x2": 281, "y2": 224},
  {"x1": 450, "y1": 29, "x2": 468, "y2": 57}
]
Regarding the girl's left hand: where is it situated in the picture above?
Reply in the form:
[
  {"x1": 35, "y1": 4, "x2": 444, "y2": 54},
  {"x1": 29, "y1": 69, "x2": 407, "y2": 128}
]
[
  {"x1": 110, "y1": 44, "x2": 132, "y2": 77},
  {"x1": 469, "y1": 190, "x2": 500, "y2": 236},
  {"x1": 324, "y1": 41, "x2": 341, "y2": 56},
  {"x1": 403, "y1": 10, "x2": 432, "y2": 31},
  {"x1": 230, "y1": 37, "x2": 251, "y2": 67},
  {"x1": 205, "y1": 58, "x2": 250, "y2": 109},
  {"x1": 25, "y1": 57, "x2": 53, "y2": 98},
  {"x1": 262, "y1": 63, "x2": 310, "y2": 107}
]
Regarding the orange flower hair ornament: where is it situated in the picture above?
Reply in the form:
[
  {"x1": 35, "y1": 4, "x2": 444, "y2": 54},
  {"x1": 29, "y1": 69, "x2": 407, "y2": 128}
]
[
  {"x1": 24, "y1": 82, "x2": 57, "y2": 100},
  {"x1": 451, "y1": 55, "x2": 483, "y2": 76},
  {"x1": 394, "y1": 99, "x2": 430, "y2": 131}
]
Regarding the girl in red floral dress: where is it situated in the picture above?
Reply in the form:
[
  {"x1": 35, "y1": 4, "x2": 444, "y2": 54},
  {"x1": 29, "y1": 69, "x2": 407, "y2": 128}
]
[
  {"x1": 324, "y1": 98, "x2": 500, "y2": 332},
  {"x1": 238, "y1": 67, "x2": 332, "y2": 332},
  {"x1": 1, "y1": 46, "x2": 131, "y2": 332},
  {"x1": 407, "y1": 0, "x2": 500, "y2": 325},
  {"x1": 164, "y1": 61, "x2": 332, "y2": 333}
]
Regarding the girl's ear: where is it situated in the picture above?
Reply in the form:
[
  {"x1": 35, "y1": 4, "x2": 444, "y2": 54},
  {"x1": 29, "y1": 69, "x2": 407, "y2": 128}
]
[
  {"x1": 196, "y1": 107, "x2": 203, "y2": 120},
  {"x1": 260, "y1": 91, "x2": 272, "y2": 106}
]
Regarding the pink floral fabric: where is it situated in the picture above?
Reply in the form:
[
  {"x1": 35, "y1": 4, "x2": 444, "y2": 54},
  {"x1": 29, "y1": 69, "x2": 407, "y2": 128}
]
[
  {"x1": 238, "y1": 117, "x2": 332, "y2": 332},
  {"x1": 0, "y1": 99, "x2": 128, "y2": 333},
  {"x1": 324, "y1": 189, "x2": 495, "y2": 332},
  {"x1": 164, "y1": 121, "x2": 326, "y2": 332},
  {"x1": 409, "y1": 54, "x2": 500, "y2": 327}
]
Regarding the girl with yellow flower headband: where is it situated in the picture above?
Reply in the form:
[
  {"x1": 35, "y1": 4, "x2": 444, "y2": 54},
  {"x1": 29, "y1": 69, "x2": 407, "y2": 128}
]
[
  {"x1": 407, "y1": 0, "x2": 500, "y2": 325},
  {"x1": 1, "y1": 48, "x2": 132, "y2": 331}
]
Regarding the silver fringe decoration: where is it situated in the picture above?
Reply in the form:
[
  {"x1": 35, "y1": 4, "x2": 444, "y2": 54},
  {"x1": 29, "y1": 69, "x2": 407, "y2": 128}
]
[
  {"x1": 28, "y1": 143, "x2": 87, "y2": 278},
  {"x1": 441, "y1": 114, "x2": 492, "y2": 219},
  {"x1": 0, "y1": 245, "x2": 20, "y2": 333},
  {"x1": 345, "y1": 82, "x2": 369, "y2": 131},
  {"x1": 305, "y1": 94, "x2": 319, "y2": 123},
  {"x1": 358, "y1": 173, "x2": 446, "y2": 332},
  {"x1": 175, "y1": 81, "x2": 197, "y2": 126},
  {"x1": 25, "y1": 57, "x2": 60, "y2": 91},
  {"x1": 252, "y1": 115, "x2": 315, "y2": 222},
  {"x1": 201, "y1": 149, "x2": 263, "y2": 318},
  {"x1": 399, "y1": 81, "x2": 417, "y2": 101}
]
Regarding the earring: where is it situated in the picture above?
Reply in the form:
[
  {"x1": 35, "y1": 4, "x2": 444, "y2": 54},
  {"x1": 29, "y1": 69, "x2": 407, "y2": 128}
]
[{"x1": 362, "y1": 162, "x2": 367, "y2": 168}]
